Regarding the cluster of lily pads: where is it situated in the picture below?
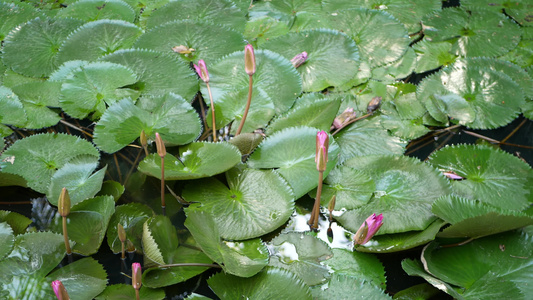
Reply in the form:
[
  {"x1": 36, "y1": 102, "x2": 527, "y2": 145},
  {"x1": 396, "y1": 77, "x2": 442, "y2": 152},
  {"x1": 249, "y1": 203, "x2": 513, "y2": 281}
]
[{"x1": 0, "y1": 0, "x2": 532, "y2": 299}]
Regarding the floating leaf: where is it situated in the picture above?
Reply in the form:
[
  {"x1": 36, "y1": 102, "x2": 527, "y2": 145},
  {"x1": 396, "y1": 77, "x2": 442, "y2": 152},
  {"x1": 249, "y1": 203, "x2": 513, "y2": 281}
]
[
  {"x1": 311, "y1": 273, "x2": 392, "y2": 300},
  {"x1": 134, "y1": 19, "x2": 245, "y2": 64},
  {"x1": 183, "y1": 168, "x2": 294, "y2": 240},
  {"x1": 412, "y1": 39, "x2": 457, "y2": 73},
  {"x1": 94, "y1": 94, "x2": 201, "y2": 153},
  {"x1": 401, "y1": 259, "x2": 464, "y2": 299},
  {"x1": 97, "y1": 180, "x2": 125, "y2": 202},
  {"x1": 95, "y1": 284, "x2": 165, "y2": 300},
  {"x1": 58, "y1": 20, "x2": 143, "y2": 64},
  {"x1": 428, "y1": 144, "x2": 533, "y2": 211},
  {"x1": 0, "y1": 133, "x2": 100, "y2": 194},
  {"x1": 371, "y1": 47, "x2": 417, "y2": 83},
  {"x1": 500, "y1": 27, "x2": 533, "y2": 68},
  {"x1": 0, "y1": 210, "x2": 32, "y2": 235},
  {"x1": 323, "y1": 248, "x2": 386, "y2": 289},
  {"x1": 337, "y1": 155, "x2": 450, "y2": 235},
  {"x1": 268, "y1": 232, "x2": 332, "y2": 286},
  {"x1": 208, "y1": 267, "x2": 312, "y2": 300},
  {"x1": 422, "y1": 7, "x2": 521, "y2": 57},
  {"x1": 262, "y1": 29, "x2": 360, "y2": 92},
  {"x1": 10, "y1": 82, "x2": 63, "y2": 128},
  {"x1": 56, "y1": 0, "x2": 136, "y2": 22},
  {"x1": 100, "y1": 49, "x2": 198, "y2": 99},
  {"x1": 142, "y1": 215, "x2": 179, "y2": 266},
  {"x1": 247, "y1": 126, "x2": 339, "y2": 199},
  {"x1": 59, "y1": 61, "x2": 138, "y2": 119},
  {"x1": 462, "y1": 0, "x2": 533, "y2": 27},
  {"x1": 138, "y1": 142, "x2": 241, "y2": 180},
  {"x1": 392, "y1": 283, "x2": 442, "y2": 300},
  {"x1": 248, "y1": 0, "x2": 322, "y2": 24},
  {"x1": 2, "y1": 17, "x2": 84, "y2": 77},
  {"x1": 185, "y1": 206, "x2": 269, "y2": 277},
  {"x1": 107, "y1": 203, "x2": 153, "y2": 254},
  {"x1": 0, "y1": 2, "x2": 44, "y2": 41},
  {"x1": 0, "y1": 223, "x2": 14, "y2": 261},
  {"x1": 0, "y1": 86, "x2": 27, "y2": 127},
  {"x1": 244, "y1": 16, "x2": 290, "y2": 47}
]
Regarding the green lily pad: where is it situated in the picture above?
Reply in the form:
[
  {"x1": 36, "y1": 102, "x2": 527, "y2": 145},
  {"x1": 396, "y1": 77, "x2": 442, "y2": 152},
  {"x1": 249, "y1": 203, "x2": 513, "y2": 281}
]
[
  {"x1": 428, "y1": 144, "x2": 533, "y2": 211},
  {"x1": 268, "y1": 232, "x2": 332, "y2": 286},
  {"x1": 337, "y1": 155, "x2": 450, "y2": 235},
  {"x1": 311, "y1": 273, "x2": 392, "y2": 300},
  {"x1": 134, "y1": 19, "x2": 245, "y2": 64},
  {"x1": 2, "y1": 17, "x2": 84, "y2": 77},
  {"x1": 0, "y1": 133, "x2": 100, "y2": 194},
  {"x1": 0, "y1": 2, "x2": 44, "y2": 41},
  {"x1": 208, "y1": 267, "x2": 312, "y2": 300},
  {"x1": 371, "y1": 47, "x2": 417, "y2": 83},
  {"x1": 57, "y1": 19, "x2": 143, "y2": 65},
  {"x1": 0, "y1": 211, "x2": 32, "y2": 235},
  {"x1": 0, "y1": 86, "x2": 27, "y2": 127},
  {"x1": 248, "y1": 0, "x2": 322, "y2": 24},
  {"x1": 138, "y1": 142, "x2": 241, "y2": 180},
  {"x1": 247, "y1": 126, "x2": 340, "y2": 199},
  {"x1": 228, "y1": 133, "x2": 264, "y2": 156},
  {"x1": 95, "y1": 284, "x2": 165, "y2": 300},
  {"x1": 48, "y1": 155, "x2": 107, "y2": 206},
  {"x1": 0, "y1": 223, "x2": 14, "y2": 261},
  {"x1": 142, "y1": 215, "x2": 179, "y2": 266},
  {"x1": 47, "y1": 257, "x2": 108, "y2": 300},
  {"x1": 244, "y1": 16, "x2": 290, "y2": 47},
  {"x1": 323, "y1": 248, "x2": 386, "y2": 289},
  {"x1": 262, "y1": 29, "x2": 360, "y2": 92},
  {"x1": 185, "y1": 206, "x2": 269, "y2": 277},
  {"x1": 501, "y1": 27, "x2": 533, "y2": 68},
  {"x1": 462, "y1": 0, "x2": 533, "y2": 27},
  {"x1": 100, "y1": 49, "x2": 198, "y2": 100},
  {"x1": 420, "y1": 230, "x2": 533, "y2": 299},
  {"x1": 51, "y1": 196, "x2": 115, "y2": 255},
  {"x1": 144, "y1": 0, "x2": 246, "y2": 32},
  {"x1": 59, "y1": 61, "x2": 138, "y2": 119},
  {"x1": 413, "y1": 39, "x2": 457, "y2": 73},
  {"x1": 94, "y1": 94, "x2": 201, "y2": 153},
  {"x1": 401, "y1": 259, "x2": 464, "y2": 300},
  {"x1": 432, "y1": 195, "x2": 533, "y2": 238},
  {"x1": 267, "y1": 93, "x2": 342, "y2": 134},
  {"x1": 182, "y1": 168, "x2": 294, "y2": 240},
  {"x1": 97, "y1": 180, "x2": 125, "y2": 202},
  {"x1": 107, "y1": 203, "x2": 153, "y2": 254},
  {"x1": 422, "y1": 7, "x2": 521, "y2": 57},
  {"x1": 392, "y1": 283, "x2": 442, "y2": 300},
  {"x1": 56, "y1": 0, "x2": 136, "y2": 22}
]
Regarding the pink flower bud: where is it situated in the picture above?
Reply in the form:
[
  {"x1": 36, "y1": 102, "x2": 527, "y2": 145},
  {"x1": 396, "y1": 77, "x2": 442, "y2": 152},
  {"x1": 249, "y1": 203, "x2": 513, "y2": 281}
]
[
  {"x1": 244, "y1": 44, "x2": 256, "y2": 76},
  {"x1": 443, "y1": 171, "x2": 464, "y2": 180},
  {"x1": 52, "y1": 280, "x2": 70, "y2": 300},
  {"x1": 315, "y1": 131, "x2": 329, "y2": 172},
  {"x1": 353, "y1": 213, "x2": 383, "y2": 245},
  {"x1": 193, "y1": 59, "x2": 209, "y2": 83},
  {"x1": 290, "y1": 51, "x2": 308, "y2": 68},
  {"x1": 132, "y1": 262, "x2": 142, "y2": 290},
  {"x1": 332, "y1": 107, "x2": 356, "y2": 129}
]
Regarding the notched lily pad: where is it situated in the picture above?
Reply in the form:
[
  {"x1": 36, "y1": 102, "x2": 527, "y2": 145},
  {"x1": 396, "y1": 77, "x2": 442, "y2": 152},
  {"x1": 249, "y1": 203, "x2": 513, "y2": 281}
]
[{"x1": 56, "y1": 0, "x2": 136, "y2": 22}]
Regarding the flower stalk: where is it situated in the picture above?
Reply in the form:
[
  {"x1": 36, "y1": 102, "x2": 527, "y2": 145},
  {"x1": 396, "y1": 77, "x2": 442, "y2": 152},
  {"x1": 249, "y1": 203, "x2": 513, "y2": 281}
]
[
  {"x1": 235, "y1": 44, "x2": 256, "y2": 136},
  {"x1": 194, "y1": 60, "x2": 217, "y2": 142},
  {"x1": 308, "y1": 131, "x2": 329, "y2": 230},
  {"x1": 155, "y1": 132, "x2": 166, "y2": 216},
  {"x1": 58, "y1": 188, "x2": 72, "y2": 256},
  {"x1": 52, "y1": 280, "x2": 70, "y2": 300},
  {"x1": 118, "y1": 223, "x2": 127, "y2": 260}
]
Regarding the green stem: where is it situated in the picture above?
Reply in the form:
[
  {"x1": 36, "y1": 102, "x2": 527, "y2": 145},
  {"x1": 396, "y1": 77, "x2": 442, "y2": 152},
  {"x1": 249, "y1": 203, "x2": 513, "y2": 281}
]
[
  {"x1": 308, "y1": 171, "x2": 324, "y2": 230},
  {"x1": 235, "y1": 75, "x2": 253, "y2": 136},
  {"x1": 135, "y1": 288, "x2": 140, "y2": 300},
  {"x1": 161, "y1": 156, "x2": 166, "y2": 216},
  {"x1": 62, "y1": 216, "x2": 72, "y2": 255},
  {"x1": 206, "y1": 82, "x2": 217, "y2": 142}
]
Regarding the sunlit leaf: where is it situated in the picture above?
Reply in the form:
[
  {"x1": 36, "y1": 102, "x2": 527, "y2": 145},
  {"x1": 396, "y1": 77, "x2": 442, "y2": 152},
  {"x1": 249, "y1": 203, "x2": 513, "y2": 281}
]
[
  {"x1": 311, "y1": 273, "x2": 391, "y2": 299},
  {"x1": 56, "y1": 0, "x2": 136, "y2": 22},
  {"x1": 0, "y1": 86, "x2": 27, "y2": 127},
  {"x1": 412, "y1": 39, "x2": 457, "y2": 73},
  {"x1": 0, "y1": 223, "x2": 14, "y2": 261},
  {"x1": 462, "y1": 0, "x2": 533, "y2": 27},
  {"x1": 0, "y1": 2, "x2": 44, "y2": 41},
  {"x1": 323, "y1": 248, "x2": 386, "y2": 289},
  {"x1": 244, "y1": 16, "x2": 290, "y2": 47}
]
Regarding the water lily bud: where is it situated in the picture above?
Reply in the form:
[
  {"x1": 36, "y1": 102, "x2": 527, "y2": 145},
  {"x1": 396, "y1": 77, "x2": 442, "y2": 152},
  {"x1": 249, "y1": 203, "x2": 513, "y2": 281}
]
[
  {"x1": 172, "y1": 45, "x2": 195, "y2": 54},
  {"x1": 193, "y1": 59, "x2": 209, "y2": 83},
  {"x1": 290, "y1": 51, "x2": 308, "y2": 68},
  {"x1": 367, "y1": 96, "x2": 382, "y2": 114},
  {"x1": 244, "y1": 44, "x2": 256, "y2": 76},
  {"x1": 443, "y1": 171, "x2": 464, "y2": 180},
  {"x1": 155, "y1": 132, "x2": 166, "y2": 158},
  {"x1": 353, "y1": 213, "x2": 383, "y2": 245},
  {"x1": 52, "y1": 280, "x2": 70, "y2": 300},
  {"x1": 315, "y1": 131, "x2": 329, "y2": 172},
  {"x1": 58, "y1": 188, "x2": 71, "y2": 217},
  {"x1": 140, "y1": 130, "x2": 147, "y2": 148},
  {"x1": 132, "y1": 262, "x2": 142, "y2": 290},
  {"x1": 332, "y1": 107, "x2": 356, "y2": 129},
  {"x1": 327, "y1": 226, "x2": 334, "y2": 243},
  {"x1": 117, "y1": 223, "x2": 126, "y2": 243},
  {"x1": 328, "y1": 195, "x2": 336, "y2": 213}
]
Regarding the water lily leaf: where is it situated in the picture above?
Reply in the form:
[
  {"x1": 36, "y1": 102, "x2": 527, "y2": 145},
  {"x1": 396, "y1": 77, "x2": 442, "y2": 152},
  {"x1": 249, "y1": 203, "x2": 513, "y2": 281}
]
[
  {"x1": 94, "y1": 94, "x2": 201, "y2": 153},
  {"x1": 268, "y1": 232, "x2": 332, "y2": 286},
  {"x1": 134, "y1": 19, "x2": 245, "y2": 64},
  {"x1": 311, "y1": 273, "x2": 392, "y2": 300},
  {"x1": 501, "y1": 27, "x2": 533, "y2": 68},
  {"x1": 59, "y1": 61, "x2": 138, "y2": 119},
  {"x1": 462, "y1": 0, "x2": 533, "y2": 26},
  {"x1": 202, "y1": 49, "x2": 301, "y2": 131},
  {"x1": 97, "y1": 180, "x2": 125, "y2": 201},
  {"x1": 432, "y1": 196, "x2": 533, "y2": 238},
  {"x1": 185, "y1": 206, "x2": 269, "y2": 277},
  {"x1": 2, "y1": 17, "x2": 84, "y2": 77},
  {"x1": 48, "y1": 155, "x2": 107, "y2": 206},
  {"x1": 106, "y1": 203, "x2": 153, "y2": 254},
  {"x1": 142, "y1": 246, "x2": 213, "y2": 288},
  {"x1": 337, "y1": 155, "x2": 450, "y2": 235},
  {"x1": 247, "y1": 126, "x2": 339, "y2": 199},
  {"x1": 208, "y1": 267, "x2": 312, "y2": 300},
  {"x1": 334, "y1": 116, "x2": 406, "y2": 163},
  {"x1": 0, "y1": 210, "x2": 32, "y2": 235},
  {"x1": 144, "y1": 0, "x2": 246, "y2": 32},
  {"x1": 95, "y1": 284, "x2": 165, "y2": 300},
  {"x1": 0, "y1": 86, "x2": 27, "y2": 127},
  {"x1": 413, "y1": 39, "x2": 457, "y2": 73},
  {"x1": 57, "y1": 20, "x2": 142, "y2": 64},
  {"x1": 248, "y1": 0, "x2": 322, "y2": 24},
  {"x1": 51, "y1": 195, "x2": 115, "y2": 255},
  {"x1": 267, "y1": 93, "x2": 342, "y2": 134},
  {"x1": 262, "y1": 29, "x2": 360, "y2": 92},
  {"x1": 428, "y1": 144, "x2": 533, "y2": 211},
  {"x1": 323, "y1": 0, "x2": 441, "y2": 34},
  {"x1": 138, "y1": 142, "x2": 241, "y2": 180},
  {"x1": 142, "y1": 215, "x2": 179, "y2": 266},
  {"x1": 0, "y1": 133, "x2": 100, "y2": 194},
  {"x1": 47, "y1": 257, "x2": 108, "y2": 300},
  {"x1": 183, "y1": 168, "x2": 294, "y2": 240},
  {"x1": 323, "y1": 248, "x2": 386, "y2": 289},
  {"x1": 422, "y1": 7, "x2": 521, "y2": 57},
  {"x1": 354, "y1": 219, "x2": 446, "y2": 253},
  {"x1": 0, "y1": 223, "x2": 14, "y2": 261},
  {"x1": 420, "y1": 230, "x2": 533, "y2": 299},
  {"x1": 371, "y1": 47, "x2": 417, "y2": 83},
  {"x1": 380, "y1": 114, "x2": 430, "y2": 141},
  {"x1": 228, "y1": 133, "x2": 264, "y2": 156},
  {"x1": 392, "y1": 283, "x2": 442, "y2": 300},
  {"x1": 56, "y1": 0, "x2": 136, "y2": 22},
  {"x1": 244, "y1": 16, "x2": 290, "y2": 47},
  {"x1": 100, "y1": 49, "x2": 198, "y2": 99},
  {"x1": 0, "y1": 2, "x2": 44, "y2": 41}
]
